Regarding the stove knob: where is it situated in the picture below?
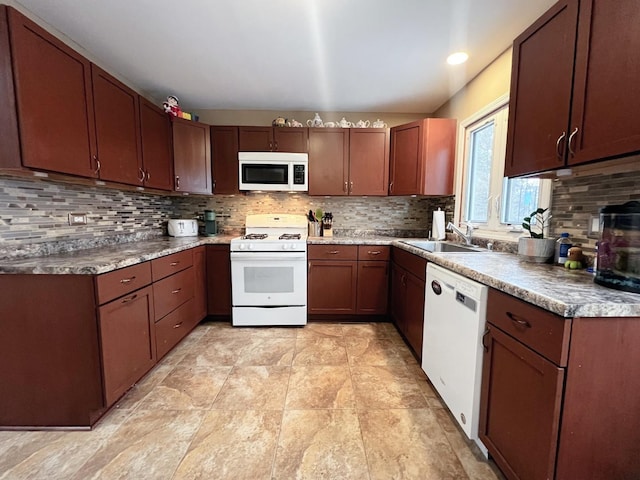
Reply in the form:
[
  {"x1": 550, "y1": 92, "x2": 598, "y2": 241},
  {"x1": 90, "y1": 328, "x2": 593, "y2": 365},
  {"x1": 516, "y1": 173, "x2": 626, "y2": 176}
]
[
  {"x1": 239, "y1": 244, "x2": 246, "y2": 250},
  {"x1": 248, "y1": 244, "x2": 254, "y2": 250},
  {"x1": 282, "y1": 243, "x2": 289, "y2": 250}
]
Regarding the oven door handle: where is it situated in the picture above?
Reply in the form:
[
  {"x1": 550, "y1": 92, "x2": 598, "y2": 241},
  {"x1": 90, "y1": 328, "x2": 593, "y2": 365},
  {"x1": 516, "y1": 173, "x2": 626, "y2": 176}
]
[{"x1": 231, "y1": 252, "x2": 307, "y2": 261}]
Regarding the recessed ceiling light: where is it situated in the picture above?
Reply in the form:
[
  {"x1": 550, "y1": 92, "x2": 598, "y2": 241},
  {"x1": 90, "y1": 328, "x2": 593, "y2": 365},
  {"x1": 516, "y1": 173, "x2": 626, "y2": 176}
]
[{"x1": 447, "y1": 52, "x2": 469, "y2": 65}]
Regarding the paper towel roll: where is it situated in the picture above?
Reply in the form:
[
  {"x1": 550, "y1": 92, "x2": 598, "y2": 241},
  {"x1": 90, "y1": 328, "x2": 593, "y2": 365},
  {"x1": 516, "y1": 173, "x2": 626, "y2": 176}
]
[{"x1": 432, "y1": 209, "x2": 446, "y2": 240}]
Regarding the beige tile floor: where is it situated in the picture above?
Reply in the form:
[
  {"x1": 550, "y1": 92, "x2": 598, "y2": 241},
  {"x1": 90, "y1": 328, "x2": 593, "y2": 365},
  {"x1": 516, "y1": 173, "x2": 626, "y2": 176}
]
[{"x1": 0, "y1": 321, "x2": 505, "y2": 480}]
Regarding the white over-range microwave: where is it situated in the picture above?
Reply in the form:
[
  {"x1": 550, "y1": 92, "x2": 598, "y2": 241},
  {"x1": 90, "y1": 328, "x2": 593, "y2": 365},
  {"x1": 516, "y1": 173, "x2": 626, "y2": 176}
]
[{"x1": 238, "y1": 152, "x2": 308, "y2": 192}]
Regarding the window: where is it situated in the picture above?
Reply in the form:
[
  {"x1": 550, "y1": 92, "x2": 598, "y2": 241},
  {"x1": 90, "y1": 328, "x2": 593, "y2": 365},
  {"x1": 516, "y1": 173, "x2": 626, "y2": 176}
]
[{"x1": 457, "y1": 96, "x2": 551, "y2": 238}]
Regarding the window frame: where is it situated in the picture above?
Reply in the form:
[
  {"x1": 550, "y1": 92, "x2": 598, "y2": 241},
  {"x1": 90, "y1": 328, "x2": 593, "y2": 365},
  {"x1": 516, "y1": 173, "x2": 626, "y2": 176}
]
[{"x1": 453, "y1": 95, "x2": 552, "y2": 241}]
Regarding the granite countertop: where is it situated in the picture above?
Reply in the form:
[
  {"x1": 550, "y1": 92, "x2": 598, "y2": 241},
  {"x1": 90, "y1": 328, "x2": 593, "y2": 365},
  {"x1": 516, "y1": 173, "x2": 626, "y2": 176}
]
[
  {"x1": 2, "y1": 235, "x2": 639, "y2": 318},
  {"x1": 395, "y1": 241, "x2": 640, "y2": 318}
]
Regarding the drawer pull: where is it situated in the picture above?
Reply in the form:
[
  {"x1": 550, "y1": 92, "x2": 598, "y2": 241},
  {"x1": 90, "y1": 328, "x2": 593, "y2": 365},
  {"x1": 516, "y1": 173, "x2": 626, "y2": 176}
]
[
  {"x1": 173, "y1": 322, "x2": 183, "y2": 329},
  {"x1": 328, "y1": 250, "x2": 340, "y2": 255},
  {"x1": 170, "y1": 261, "x2": 180, "y2": 266},
  {"x1": 507, "y1": 312, "x2": 531, "y2": 328},
  {"x1": 120, "y1": 276, "x2": 136, "y2": 284},
  {"x1": 122, "y1": 294, "x2": 138, "y2": 303},
  {"x1": 367, "y1": 250, "x2": 381, "y2": 255},
  {"x1": 171, "y1": 288, "x2": 182, "y2": 294}
]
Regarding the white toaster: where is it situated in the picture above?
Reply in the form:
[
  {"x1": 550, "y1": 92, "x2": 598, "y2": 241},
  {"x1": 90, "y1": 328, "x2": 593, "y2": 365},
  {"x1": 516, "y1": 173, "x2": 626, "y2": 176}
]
[{"x1": 167, "y1": 219, "x2": 199, "y2": 237}]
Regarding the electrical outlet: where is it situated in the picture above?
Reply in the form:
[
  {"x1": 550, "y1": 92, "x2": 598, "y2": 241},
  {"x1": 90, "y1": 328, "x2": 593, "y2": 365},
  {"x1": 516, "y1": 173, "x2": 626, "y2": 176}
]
[{"x1": 68, "y1": 213, "x2": 87, "y2": 225}]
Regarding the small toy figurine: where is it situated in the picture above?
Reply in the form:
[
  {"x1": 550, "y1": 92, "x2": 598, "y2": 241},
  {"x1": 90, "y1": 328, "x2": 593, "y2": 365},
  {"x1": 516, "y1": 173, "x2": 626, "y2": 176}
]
[{"x1": 162, "y1": 95, "x2": 181, "y2": 117}]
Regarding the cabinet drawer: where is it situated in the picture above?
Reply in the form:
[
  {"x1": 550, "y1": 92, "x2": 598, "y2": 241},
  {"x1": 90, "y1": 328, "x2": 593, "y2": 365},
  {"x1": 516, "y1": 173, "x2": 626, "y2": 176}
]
[
  {"x1": 155, "y1": 299, "x2": 194, "y2": 359},
  {"x1": 357, "y1": 245, "x2": 390, "y2": 261},
  {"x1": 308, "y1": 244, "x2": 357, "y2": 260},
  {"x1": 391, "y1": 247, "x2": 427, "y2": 281},
  {"x1": 487, "y1": 289, "x2": 571, "y2": 366},
  {"x1": 153, "y1": 267, "x2": 194, "y2": 321},
  {"x1": 95, "y1": 262, "x2": 152, "y2": 305},
  {"x1": 151, "y1": 249, "x2": 193, "y2": 282}
]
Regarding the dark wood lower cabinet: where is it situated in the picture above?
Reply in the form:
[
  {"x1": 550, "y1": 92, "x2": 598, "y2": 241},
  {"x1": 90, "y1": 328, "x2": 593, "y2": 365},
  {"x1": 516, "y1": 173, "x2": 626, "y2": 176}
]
[
  {"x1": 193, "y1": 246, "x2": 207, "y2": 321},
  {"x1": 308, "y1": 260, "x2": 358, "y2": 314},
  {"x1": 479, "y1": 325, "x2": 564, "y2": 480},
  {"x1": 98, "y1": 285, "x2": 156, "y2": 408},
  {"x1": 356, "y1": 261, "x2": 389, "y2": 314},
  {"x1": 206, "y1": 245, "x2": 231, "y2": 316},
  {"x1": 390, "y1": 247, "x2": 426, "y2": 359}
]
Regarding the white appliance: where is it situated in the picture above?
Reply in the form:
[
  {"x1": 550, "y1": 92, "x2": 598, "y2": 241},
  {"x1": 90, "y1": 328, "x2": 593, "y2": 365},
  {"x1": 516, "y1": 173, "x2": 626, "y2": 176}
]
[
  {"x1": 167, "y1": 219, "x2": 198, "y2": 237},
  {"x1": 422, "y1": 263, "x2": 489, "y2": 457},
  {"x1": 230, "y1": 214, "x2": 308, "y2": 326},
  {"x1": 238, "y1": 152, "x2": 308, "y2": 192}
]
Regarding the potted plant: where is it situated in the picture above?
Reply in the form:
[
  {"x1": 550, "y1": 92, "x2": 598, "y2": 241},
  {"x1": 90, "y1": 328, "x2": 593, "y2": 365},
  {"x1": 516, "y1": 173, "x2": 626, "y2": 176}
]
[{"x1": 518, "y1": 208, "x2": 556, "y2": 262}]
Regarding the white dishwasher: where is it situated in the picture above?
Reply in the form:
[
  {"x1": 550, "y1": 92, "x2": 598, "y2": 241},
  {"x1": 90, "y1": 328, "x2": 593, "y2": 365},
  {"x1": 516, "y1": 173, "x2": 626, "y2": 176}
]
[{"x1": 422, "y1": 263, "x2": 488, "y2": 456}]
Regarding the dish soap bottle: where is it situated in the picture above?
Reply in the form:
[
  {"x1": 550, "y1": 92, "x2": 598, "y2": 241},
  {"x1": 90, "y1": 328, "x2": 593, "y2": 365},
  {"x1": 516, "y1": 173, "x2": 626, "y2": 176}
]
[{"x1": 555, "y1": 233, "x2": 572, "y2": 265}]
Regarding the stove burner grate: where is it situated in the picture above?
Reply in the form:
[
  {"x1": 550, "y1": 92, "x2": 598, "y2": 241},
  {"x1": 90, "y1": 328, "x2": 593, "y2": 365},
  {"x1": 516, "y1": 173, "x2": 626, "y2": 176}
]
[
  {"x1": 242, "y1": 233, "x2": 268, "y2": 240},
  {"x1": 279, "y1": 233, "x2": 302, "y2": 240}
]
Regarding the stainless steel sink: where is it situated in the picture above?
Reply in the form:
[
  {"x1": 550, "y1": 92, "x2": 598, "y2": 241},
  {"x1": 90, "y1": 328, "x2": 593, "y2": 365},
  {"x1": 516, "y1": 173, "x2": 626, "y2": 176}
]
[{"x1": 401, "y1": 240, "x2": 487, "y2": 253}]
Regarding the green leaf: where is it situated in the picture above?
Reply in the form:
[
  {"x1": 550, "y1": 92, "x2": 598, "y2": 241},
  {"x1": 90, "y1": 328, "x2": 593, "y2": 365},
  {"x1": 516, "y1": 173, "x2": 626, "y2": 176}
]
[
  {"x1": 522, "y1": 223, "x2": 531, "y2": 231},
  {"x1": 532, "y1": 232, "x2": 543, "y2": 239},
  {"x1": 536, "y1": 207, "x2": 546, "y2": 214},
  {"x1": 523, "y1": 217, "x2": 531, "y2": 223}
]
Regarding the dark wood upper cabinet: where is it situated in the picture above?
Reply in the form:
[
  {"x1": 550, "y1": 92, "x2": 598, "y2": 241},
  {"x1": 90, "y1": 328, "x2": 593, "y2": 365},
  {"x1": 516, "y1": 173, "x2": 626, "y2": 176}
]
[
  {"x1": 238, "y1": 126, "x2": 308, "y2": 152},
  {"x1": 568, "y1": 0, "x2": 640, "y2": 166},
  {"x1": 273, "y1": 127, "x2": 308, "y2": 152},
  {"x1": 505, "y1": 1, "x2": 579, "y2": 177},
  {"x1": 91, "y1": 64, "x2": 142, "y2": 185},
  {"x1": 506, "y1": 0, "x2": 640, "y2": 176},
  {"x1": 172, "y1": 117, "x2": 212, "y2": 195},
  {"x1": 0, "y1": 6, "x2": 20, "y2": 169},
  {"x1": 211, "y1": 126, "x2": 239, "y2": 194},
  {"x1": 7, "y1": 6, "x2": 97, "y2": 177},
  {"x1": 308, "y1": 128, "x2": 350, "y2": 196},
  {"x1": 389, "y1": 118, "x2": 456, "y2": 196},
  {"x1": 139, "y1": 97, "x2": 173, "y2": 190},
  {"x1": 349, "y1": 128, "x2": 390, "y2": 196}
]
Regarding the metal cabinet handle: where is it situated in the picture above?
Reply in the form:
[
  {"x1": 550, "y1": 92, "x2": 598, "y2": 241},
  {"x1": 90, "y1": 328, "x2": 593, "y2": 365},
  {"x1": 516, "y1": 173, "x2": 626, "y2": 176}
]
[
  {"x1": 507, "y1": 311, "x2": 531, "y2": 328},
  {"x1": 308, "y1": 261, "x2": 311, "y2": 273},
  {"x1": 344, "y1": 181, "x2": 348, "y2": 193},
  {"x1": 120, "y1": 276, "x2": 136, "y2": 284},
  {"x1": 173, "y1": 322, "x2": 183, "y2": 329},
  {"x1": 170, "y1": 261, "x2": 180, "y2": 266},
  {"x1": 269, "y1": 141, "x2": 273, "y2": 151},
  {"x1": 328, "y1": 250, "x2": 339, "y2": 255},
  {"x1": 274, "y1": 141, "x2": 278, "y2": 151},
  {"x1": 555, "y1": 131, "x2": 566, "y2": 160},
  {"x1": 171, "y1": 288, "x2": 182, "y2": 294},
  {"x1": 349, "y1": 181, "x2": 353, "y2": 193},
  {"x1": 93, "y1": 156, "x2": 101, "y2": 174},
  {"x1": 567, "y1": 127, "x2": 579, "y2": 157},
  {"x1": 482, "y1": 327, "x2": 490, "y2": 352},
  {"x1": 138, "y1": 168, "x2": 145, "y2": 182},
  {"x1": 175, "y1": 176, "x2": 180, "y2": 190},
  {"x1": 122, "y1": 294, "x2": 137, "y2": 303},
  {"x1": 389, "y1": 181, "x2": 394, "y2": 193},
  {"x1": 367, "y1": 251, "x2": 381, "y2": 255},
  {"x1": 146, "y1": 170, "x2": 151, "y2": 181}
]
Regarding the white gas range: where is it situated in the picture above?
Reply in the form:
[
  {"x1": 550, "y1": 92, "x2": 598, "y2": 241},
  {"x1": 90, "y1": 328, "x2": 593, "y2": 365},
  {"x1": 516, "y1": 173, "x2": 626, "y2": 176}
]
[{"x1": 230, "y1": 214, "x2": 308, "y2": 326}]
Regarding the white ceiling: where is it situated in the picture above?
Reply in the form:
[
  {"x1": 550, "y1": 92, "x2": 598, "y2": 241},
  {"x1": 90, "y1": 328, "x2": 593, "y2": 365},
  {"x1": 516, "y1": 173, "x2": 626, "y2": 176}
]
[{"x1": 15, "y1": 0, "x2": 555, "y2": 113}]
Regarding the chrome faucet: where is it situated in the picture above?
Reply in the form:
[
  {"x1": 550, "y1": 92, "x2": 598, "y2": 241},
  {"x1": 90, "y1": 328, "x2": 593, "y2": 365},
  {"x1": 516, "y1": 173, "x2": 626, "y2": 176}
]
[{"x1": 447, "y1": 222, "x2": 475, "y2": 245}]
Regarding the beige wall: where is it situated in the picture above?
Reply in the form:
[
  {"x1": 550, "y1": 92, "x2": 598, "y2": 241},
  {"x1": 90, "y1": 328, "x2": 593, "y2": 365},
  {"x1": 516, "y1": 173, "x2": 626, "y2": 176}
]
[
  {"x1": 434, "y1": 48, "x2": 512, "y2": 122},
  {"x1": 192, "y1": 110, "x2": 427, "y2": 128}
]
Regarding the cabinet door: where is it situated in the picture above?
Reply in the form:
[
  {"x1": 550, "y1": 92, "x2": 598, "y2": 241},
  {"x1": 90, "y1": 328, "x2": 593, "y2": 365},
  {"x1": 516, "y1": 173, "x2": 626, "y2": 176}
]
[
  {"x1": 389, "y1": 121, "x2": 422, "y2": 195},
  {"x1": 568, "y1": 0, "x2": 640, "y2": 166},
  {"x1": 274, "y1": 127, "x2": 308, "y2": 152},
  {"x1": 206, "y1": 245, "x2": 231, "y2": 316},
  {"x1": 211, "y1": 126, "x2": 239, "y2": 194},
  {"x1": 238, "y1": 126, "x2": 273, "y2": 151},
  {"x1": 390, "y1": 263, "x2": 406, "y2": 332},
  {"x1": 349, "y1": 128, "x2": 389, "y2": 196},
  {"x1": 193, "y1": 246, "x2": 207, "y2": 323},
  {"x1": 139, "y1": 97, "x2": 173, "y2": 190},
  {"x1": 308, "y1": 128, "x2": 349, "y2": 196},
  {"x1": 504, "y1": 1, "x2": 579, "y2": 177},
  {"x1": 356, "y1": 261, "x2": 389, "y2": 314},
  {"x1": 479, "y1": 325, "x2": 564, "y2": 480},
  {"x1": 404, "y1": 271, "x2": 425, "y2": 358},
  {"x1": 0, "y1": 6, "x2": 20, "y2": 169},
  {"x1": 308, "y1": 260, "x2": 357, "y2": 314},
  {"x1": 98, "y1": 286, "x2": 156, "y2": 407},
  {"x1": 8, "y1": 7, "x2": 97, "y2": 177},
  {"x1": 91, "y1": 64, "x2": 142, "y2": 185},
  {"x1": 173, "y1": 118, "x2": 212, "y2": 194}
]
